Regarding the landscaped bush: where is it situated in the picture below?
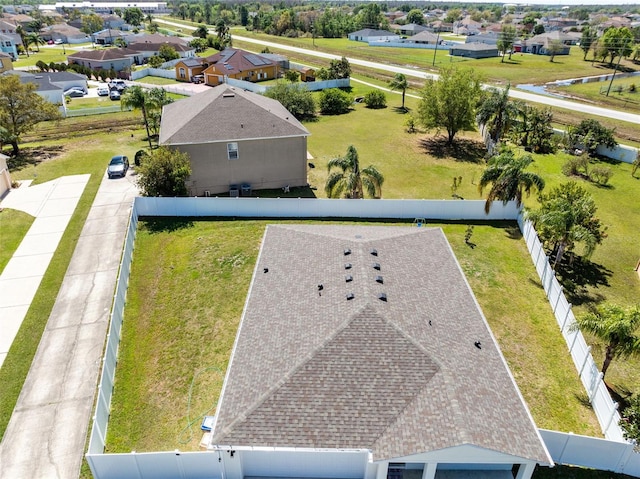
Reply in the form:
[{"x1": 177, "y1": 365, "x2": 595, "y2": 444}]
[
  {"x1": 562, "y1": 154, "x2": 590, "y2": 177},
  {"x1": 318, "y1": 88, "x2": 352, "y2": 115},
  {"x1": 590, "y1": 165, "x2": 613, "y2": 185},
  {"x1": 363, "y1": 90, "x2": 386, "y2": 109}
]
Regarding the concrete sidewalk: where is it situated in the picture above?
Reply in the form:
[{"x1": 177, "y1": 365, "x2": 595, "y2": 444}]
[
  {"x1": 0, "y1": 170, "x2": 138, "y2": 479},
  {"x1": 0, "y1": 174, "x2": 90, "y2": 367}
]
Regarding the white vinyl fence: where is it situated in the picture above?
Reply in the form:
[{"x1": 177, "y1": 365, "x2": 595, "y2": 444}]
[
  {"x1": 86, "y1": 198, "x2": 639, "y2": 479},
  {"x1": 517, "y1": 217, "x2": 623, "y2": 442},
  {"x1": 87, "y1": 208, "x2": 138, "y2": 455},
  {"x1": 225, "y1": 77, "x2": 351, "y2": 94}
]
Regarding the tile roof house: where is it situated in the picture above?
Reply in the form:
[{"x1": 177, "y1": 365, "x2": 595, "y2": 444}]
[
  {"x1": 67, "y1": 47, "x2": 141, "y2": 72},
  {"x1": 200, "y1": 48, "x2": 278, "y2": 87},
  {"x1": 208, "y1": 225, "x2": 552, "y2": 479},
  {"x1": 159, "y1": 85, "x2": 310, "y2": 196},
  {"x1": 41, "y1": 23, "x2": 88, "y2": 44},
  {"x1": 126, "y1": 36, "x2": 196, "y2": 61}
]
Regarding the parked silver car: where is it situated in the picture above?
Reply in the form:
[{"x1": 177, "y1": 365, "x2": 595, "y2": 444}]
[{"x1": 107, "y1": 155, "x2": 129, "y2": 179}]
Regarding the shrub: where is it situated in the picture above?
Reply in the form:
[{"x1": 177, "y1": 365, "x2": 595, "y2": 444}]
[
  {"x1": 318, "y1": 88, "x2": 352, "y2": 115},
  {"x1": 263, "y1": 82, "x2": 316, "y2": 120},
  {"x1": 630, "y1": 83, "x2": 637, "y2": 93},
  {"x1": 590, "y1": 166, "x2": 613, "y2": 185},
  {"x1": 562, "y1": 154, "x2": 590, "y2": 177},
  {"x1": 405, "y1": 115, "x2": 417, "y2": 133},
  {"x1": 363, "y1": 91, "x2": 387, "y2": 109}
]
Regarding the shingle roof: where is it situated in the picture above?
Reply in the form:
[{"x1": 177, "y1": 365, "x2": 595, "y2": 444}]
[
  {"x1": 203, "y1": 48, "x2": 275, "y2": 76},
  {"x1": 350, "y1": 28, "x2": 397, "y2": 36},
  {"x1": 211, "y1": 225, "x2": 551, "y2": 464},
  {"x1": 159, "y1": 85, "x2": 309, "y2": 145},
  {"x1": 451, "y1": 42, "x2": 499, "y2": 51},
  {"x1": 68, "y1": 47, "x2": 138, "y2": 61}
]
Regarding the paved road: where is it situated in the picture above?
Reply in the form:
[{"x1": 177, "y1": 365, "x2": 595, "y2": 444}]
[
  {"x1": 0, "y1": 169, "x2": 138, "y2": 479},
  {"x1": 155, "y1": 19, "x2": 640, "y2": 125}
]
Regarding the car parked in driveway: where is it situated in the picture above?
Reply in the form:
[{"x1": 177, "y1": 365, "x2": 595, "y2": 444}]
[
  {"x1": 109, "y1": 79, "x2": 127, "y2": 92},
  {"x1": 64, "y1": 88, "x2": 85, "y2": 98},
  {"x1": 107, "y1": 155, "x2": 129, "y2": 179},
  {"x1": 97, "y1": 85, "x2": 109, "y2": 96},
  {"x1": 109, "y1": 90, "x2": 121, "y2": 101}
]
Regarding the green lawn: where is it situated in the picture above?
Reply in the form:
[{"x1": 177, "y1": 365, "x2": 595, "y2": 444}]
[
  {"x1": 106, "y1": 219, "x2": 601, "y2": 453},
  {"x1": 554, "y1": 75, "x2": 640, "y2": 114},
  {"x1": 0, "y1": 210, "x2": 34, "y2": 273},
  {"x1": 231, "y1": 28, "x2": 638, "y2": 86},
  {"x1": 12, "y1": 46, "x2": 76, "y2": 68},
  {"x1": 0, "y1": 119, "x2": 148, "y2": 442},
  {"x1": 136, "y1": 76, "x2": 182, "y2": 86}
]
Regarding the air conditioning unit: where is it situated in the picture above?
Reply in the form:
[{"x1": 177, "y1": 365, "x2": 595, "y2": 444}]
[{"x1": 204, "y1": 190, "x2": 211, "y2": 197}]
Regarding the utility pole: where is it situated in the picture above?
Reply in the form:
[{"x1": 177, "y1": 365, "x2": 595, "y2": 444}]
[
  {"x1": 432, "y1": 31, "x2": 440, "y2": 66},
  {"x1": 606, "y1": 38, "x2": 629, "y2": 97}
]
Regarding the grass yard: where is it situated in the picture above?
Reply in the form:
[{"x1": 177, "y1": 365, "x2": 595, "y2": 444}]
[
  {"x1": 136, "y1": 76, "x2": 183, "y2": 86},
  {"x1": 12, "y1": 46, "x2": 75, "y2": 68},
  {"x1": 231, "y1": 28, "x2": 637, "y2": 86},
  {"x1": 0, "y1": 118, "x2": 149, "y2": 442},
  {"x1": 105, "y1": 219, "x2": 601, "y2": 453},
  {"x1": 0, "y1": 210, "x2": 34, "y2": 272},
  {"x1": 553, "y1": 75, "x2": 640, "y2": 114}
]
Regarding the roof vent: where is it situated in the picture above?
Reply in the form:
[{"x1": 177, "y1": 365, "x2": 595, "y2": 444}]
[
  {"x1": 222, "y1": 92, "x2": 235, "y2": 98},
  {"x1": 345, "y1": 275, "x2": 353, "y2": 282},
  {"x1": 370, "y1": 248, "x2": 378, "y2": 256},
  {"x1": 375, "y1": 275, "x2": 383, "y2": 284},
  {"x1": 263, "y1": 268, "x2": 269, "y2": 273},
  {"x1": 346, "y1": 293, "x2": 355, "y2": 301},
  {"x1": 343, "y1": 248, "x2": 351, "y2": 256},
  {"x1": 378, "y1": 293, "x2": 387, "y2": 302},
  {"x1": 474, "y1": 341, "x2": 482, "y2": 349},
  {"x1": 372, "y1": 262, "x2": 381, "y2": 271},
  {"x1": 317, "y1": 284, "x2": 323, "y2": 291},
  {"x1": 344, "y1": 263, "x2": 352, "y2": 270}
]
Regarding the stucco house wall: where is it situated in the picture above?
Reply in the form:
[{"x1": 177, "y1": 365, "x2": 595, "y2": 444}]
[{"x1": 180, "y1": 136, "x2": 308, "y2": 196}]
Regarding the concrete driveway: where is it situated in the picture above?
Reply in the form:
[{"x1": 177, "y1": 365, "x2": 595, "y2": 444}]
[{"x1": 0, "y1": 169, "x2": 139, "y2": 479}]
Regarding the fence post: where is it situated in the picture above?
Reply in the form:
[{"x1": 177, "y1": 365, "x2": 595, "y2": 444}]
[
  {"x1": 553, "y1": 285, "x2": 563, "y2": 314},
  {"x1": 578, "y1": 346, "x2": 592, "y2": 378},
  {"x1": 604, "y1": 402, "x2": 619, "y2": 436},
  {"x1": 590, "y1": 372, "x2": 604, "y2": 402},
  {"x1": 569, "y1": 330, "x2": 580, "y2": 354},
  {"x1": 561, "y1": 304, "x2": 572, "y2": 332},
  {"x1": 541, "y1": 257, "x2": 548, "y2": 285}
]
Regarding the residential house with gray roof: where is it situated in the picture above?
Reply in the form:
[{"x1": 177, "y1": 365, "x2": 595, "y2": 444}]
[
  {"x1": 67, "y1": 47, "x2": 141, "y2": 72},
  {"x1": 208, "y1": 224, "x2": 552, "y2": 479},
  {"x1": 159, "y1": 85, "x2": 310, "y2": 196}
]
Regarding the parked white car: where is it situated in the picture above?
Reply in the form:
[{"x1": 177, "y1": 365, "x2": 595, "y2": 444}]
[{"x1": 97, "y1": 85, "x2": 109, "y2": 96}]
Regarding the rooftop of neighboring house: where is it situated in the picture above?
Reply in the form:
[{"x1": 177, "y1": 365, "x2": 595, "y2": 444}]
[
  {"x1": 202, "y1": 48, "x2": 276, "y2": 76},
  {"x1": 68, "y1": 47, "x2": 138, "y2": 61},
  {"x1": 159, "y1": 85, "x2": 309, "y2": 146}
]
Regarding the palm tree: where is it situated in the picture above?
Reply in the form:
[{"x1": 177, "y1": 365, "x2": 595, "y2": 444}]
[
  {"x1": 16, "y1": 25, "x2": 28, "y2": 57},
  {"x1": 573, "y1": 303, "x2": 640, "y2": 379},
  {"x1": 325, "y1": 145, "x2": 384, "y2": 199},
  {"x1": 478, "y1": 149, "x2": 545, "y2": 213},
  {"x1": 121, "y1": 85, "x2": 153, "y2": 149},
  {"x1": 476, "y1": 85, "x2": 518, "y2": 151},
  {"x1": 26, "y1": 32, "x2": 45, "y2": 53},
  {"x1": 388, "y1": 73, "x2": 408, "y2": 111},
  {"x1": 527, "y1": 181, "x2": 606, "y2": 268}
]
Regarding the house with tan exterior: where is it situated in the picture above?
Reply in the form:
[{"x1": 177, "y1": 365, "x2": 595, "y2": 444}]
[
  {"x1": 207, "y1": 224, "x2": 553, "y2": 479},
  {"x1": 159, "y1": 85, "x2": 309, "y2": 196},
  {"x1": 202, "y1": 48, "x2": 277, "y2": 86},
  {"x1": 175, "y1": 49, "x2": 277, "y2": 86},
  {"x1": 0, "y1": 153, "x2": 11, "y2": 198},
  {"x1": 0, "y1": 52, "x2": 14, "y2": 72},
  {"x1": 67, "y1": 47, "x2": 141, "y2": 73}
]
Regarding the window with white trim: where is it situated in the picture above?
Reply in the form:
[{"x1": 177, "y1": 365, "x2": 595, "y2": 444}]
[
  {"x1": 179, "y1": 67, "x2": 186, "y2": 79},
  {"x1": 227, "y1": 142, "x2": 239, "y2": 160}
]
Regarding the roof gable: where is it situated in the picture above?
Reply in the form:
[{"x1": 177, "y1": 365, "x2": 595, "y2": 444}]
[{"x1": 159, "y1": 85, "x2": 309, "y2": 145}]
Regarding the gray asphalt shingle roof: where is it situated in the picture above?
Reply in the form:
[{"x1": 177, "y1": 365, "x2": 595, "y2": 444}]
[
  {"x1": 159, "y1": 85, "x2": 309, "y2": 146},
  {"x1": 211, "y1": 225, "x2": 551, "y2": 463}
]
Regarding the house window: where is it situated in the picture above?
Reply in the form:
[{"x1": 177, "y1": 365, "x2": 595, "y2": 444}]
[
  {"x1": 227, "y1": 142, "x2": 239, "y2": 160},
  {"x1": 179, "y1": 67, "x2": 186, "y2": 78}
]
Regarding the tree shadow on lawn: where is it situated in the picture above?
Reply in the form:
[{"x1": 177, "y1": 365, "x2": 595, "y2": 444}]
[
  {"x1": 140, "y1": 217, "x2": 194, "y2": 233},
  {"x1": 392, "y1": 106, "x2": 410, "y2": 114},
  {"x1": 554, "y1": 256, "x2": 612, "y2": 307},
  {"x1": 418, "y1": 136, "x2": 486, "y2": 163},
  {"x1": 6, "y1": 145, "x2": 65, "y2": 171}
]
